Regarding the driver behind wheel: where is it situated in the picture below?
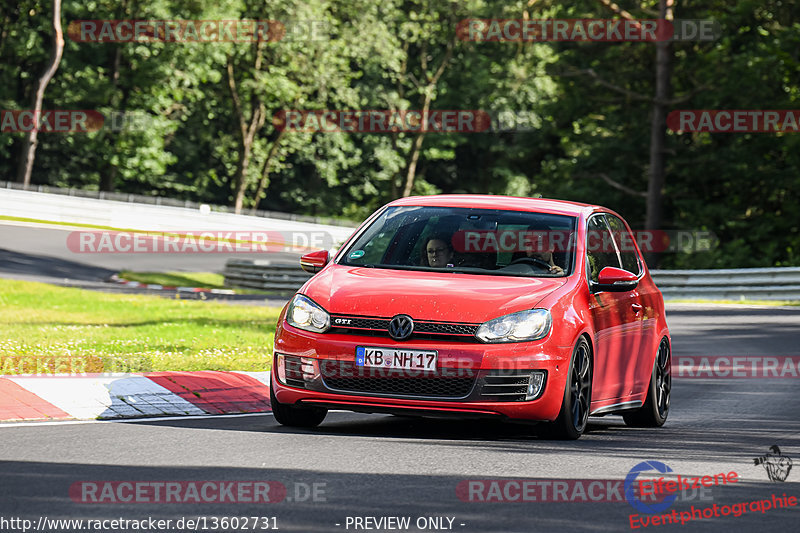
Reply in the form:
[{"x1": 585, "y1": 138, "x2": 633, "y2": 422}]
[
  {"x1": 511, "y1": 238, "x2": 565, "y2": 275},
  {"x1": 531, "y1": 248, "x2": 564, "y2": 274}
]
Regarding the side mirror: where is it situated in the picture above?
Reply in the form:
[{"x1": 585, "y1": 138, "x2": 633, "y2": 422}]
[
  {"x1": 300, "y1": 250, "x2": 329, "y2": 274},
  {"x1": 592, "y1": 266, "x2": 639, "y2": 292}
]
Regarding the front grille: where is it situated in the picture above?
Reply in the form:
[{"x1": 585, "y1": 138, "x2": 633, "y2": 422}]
[
  {"x1": 329, "y1": 314, "x2": 480, "y2": 342},
  {"x1": 331, "y1": 317, "x2": 390, "y2": 330},
  {"x1": 320, "y1": 360, "x2": 476, "y2": 399},
  {"x1": 479, "y1": 370, "x2": 538, "y2": 402},
  {"x1": 414, "y1": 322, "x2": 478, "y2": 335}
]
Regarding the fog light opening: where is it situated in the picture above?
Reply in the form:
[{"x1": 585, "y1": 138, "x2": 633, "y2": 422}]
[
  {"x1": 300, "y1": 357, "x2": 319, "y2": 381},
  {"x1": 526, "y1": 371, "x2": 546, "y2": 400}
]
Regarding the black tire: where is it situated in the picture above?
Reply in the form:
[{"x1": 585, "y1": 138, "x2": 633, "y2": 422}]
[
  {"x1": 270, "y1": 385, "x2": 327, "y2": 428},
  {"x1": 623, "y1": 338, "x2": 671, "y2": 428},
  {"x1": 545, "y1": 337, "x2": 592, "y2": 440}
]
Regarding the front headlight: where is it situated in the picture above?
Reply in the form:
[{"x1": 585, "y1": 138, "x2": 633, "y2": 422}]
[
  {"x1": 286, "y1": 294, "x2": 330, "y2": 333},
  {"x1": 475, "y1": 309, "x2": 552, "y2": 343}
]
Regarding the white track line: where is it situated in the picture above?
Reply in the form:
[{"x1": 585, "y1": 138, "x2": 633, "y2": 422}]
[
  {"x1": 0, "y1": 409, "x2": 363, "y2": 429},
  {"x1": 0, "y1": 411, "x2": 276, "y2": 428}
]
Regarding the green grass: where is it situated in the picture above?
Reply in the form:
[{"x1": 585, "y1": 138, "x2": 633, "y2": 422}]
[
  {"x1": 118, "y1": 271, "x2": 272, "y2": 295},
  {"x1": 0, "y1": 279, "x2": 283, "y2": 374},
  {"x1": 667, "y1": 299, "x2": 800, "y2": 306},
  {"x1": 119, "y1": 270, "x2": 227, "y2": 290}
]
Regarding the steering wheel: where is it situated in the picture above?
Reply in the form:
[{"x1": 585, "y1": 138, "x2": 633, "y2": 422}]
[{"x1": 510, "y1": 256, "x2": 553, "y2": 271}]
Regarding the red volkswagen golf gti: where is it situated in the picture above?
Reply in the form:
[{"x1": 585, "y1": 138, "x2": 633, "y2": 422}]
[{"x1": 270, "y1": 195, "x2": 671, "y2": 439}]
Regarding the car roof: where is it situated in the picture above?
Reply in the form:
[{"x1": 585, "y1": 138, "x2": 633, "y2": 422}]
[{"x1": 388, "y1": 194, "x2": 596, "y2": 217}]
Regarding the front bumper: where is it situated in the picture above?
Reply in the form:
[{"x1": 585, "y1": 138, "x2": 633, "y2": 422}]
[{"x1": 271, "y1": 324, "x2": 572, "y2": 421}]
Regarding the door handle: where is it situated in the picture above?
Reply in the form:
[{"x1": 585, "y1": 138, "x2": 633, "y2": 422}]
[{"x1": 632, "y1": 303, "x2": 643, "y2": 314}]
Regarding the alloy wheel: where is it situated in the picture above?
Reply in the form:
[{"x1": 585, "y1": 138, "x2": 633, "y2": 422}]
[
  {"x1": 571, "y1": 342, "x2": 591, "y2": 431},
  {"x1": 655, "y1": 339, "x2": 671, "y2": 419}
]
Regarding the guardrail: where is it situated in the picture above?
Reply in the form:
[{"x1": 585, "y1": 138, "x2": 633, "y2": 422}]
[
  {"x1": 224, "y1": 261, "x2": 800, "y2": 301},
  {"x1": 0, "y1": 188, "x2": 356, "y2": 247},
  {"x1": 1, "y1": 180, "x2": 358, "y2": 227},
  {"x1": 651, "y1": 267, "x2": 800, "y2": 300},
  {"x1": 224, "y1": 259, "x2": 313, "y2": 293}
]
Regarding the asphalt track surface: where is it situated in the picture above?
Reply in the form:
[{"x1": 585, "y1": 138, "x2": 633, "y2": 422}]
[
  {"x1": 1, "y1": 222, "x2": 800, "y2": 532},
  {"x1": 2, "y1": 319, "x2": 800, "y2": 529}
]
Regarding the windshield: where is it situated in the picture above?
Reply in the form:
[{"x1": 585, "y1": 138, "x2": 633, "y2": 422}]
[{"x1": 339, "y1": 206, "x2": 577, "y2": 277}]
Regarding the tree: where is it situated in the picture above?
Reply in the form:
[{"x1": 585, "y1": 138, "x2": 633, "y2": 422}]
[
  {"x1": 396, "y1": 10, "x2": 458, "y2": 197},
  {"x1": 593, "y1": 0, "x2": 676, "y2": 266},
  {"x1": 1, "y1": 0, "x2": 798, "y2": 268},
  {"x1": 15, "y1": 0, "x2": 63, "y2": 187}
]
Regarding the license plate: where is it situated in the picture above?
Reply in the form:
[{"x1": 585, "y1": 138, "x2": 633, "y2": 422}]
[{"x1": 355, "y1": 346, "x2": 438, "y2": 371}]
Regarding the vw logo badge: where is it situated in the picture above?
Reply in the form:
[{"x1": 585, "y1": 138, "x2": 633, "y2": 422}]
[{"x1": 388, "y1": 314, "x2": 414, "y2": 340}]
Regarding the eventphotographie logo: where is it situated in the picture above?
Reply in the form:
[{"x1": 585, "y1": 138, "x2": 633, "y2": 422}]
[{"x1": 625, "y1": 461, "x2": 678, "y2": 514}]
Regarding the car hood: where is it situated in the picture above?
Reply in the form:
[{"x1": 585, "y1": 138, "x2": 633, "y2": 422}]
[{"x1": 301, "y1": 265, "x2": 567, "y2": 323}]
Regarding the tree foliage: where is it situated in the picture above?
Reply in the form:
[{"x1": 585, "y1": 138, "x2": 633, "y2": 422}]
[{"x1": 1, "y1": 0, "x2": 798, "y2": 267}]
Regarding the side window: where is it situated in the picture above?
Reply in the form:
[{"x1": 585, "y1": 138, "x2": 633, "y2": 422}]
[
  {"x1": 606, "y1": 215, "x2": 642, "y2": 275},
  {"x1": 586, "y1": 215, "x2": 621, "y2": 283}
]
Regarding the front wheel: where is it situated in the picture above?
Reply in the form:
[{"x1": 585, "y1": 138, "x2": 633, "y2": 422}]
[
  {"x1": 545, "y1": 337, "x2": 592, "y2": 440},
  {"x1": 270, "y1": 385, "x2": 327, "y2": 428},
  {"x1": 623, "y1": 338, "x2": 671, "y2": 427}
]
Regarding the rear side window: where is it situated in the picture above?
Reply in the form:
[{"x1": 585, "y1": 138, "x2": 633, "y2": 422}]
[
  {"x1": 606, "y1": 215, "x2": 642, "y2": 275},
  {"x1": 586, "y1": 215, "x2": 621, "y2": 283}
]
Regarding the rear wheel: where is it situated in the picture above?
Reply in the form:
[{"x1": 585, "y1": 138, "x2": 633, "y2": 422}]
[
  {"x1": 623, "y1": 338, "x2": 671, "y2": 427},
  {"x1": 545, "y1": 337, "x2": 592, "y2": 440},
  {"x1": 270, "y1": 385, "x2": 327, "y2": 428}
]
